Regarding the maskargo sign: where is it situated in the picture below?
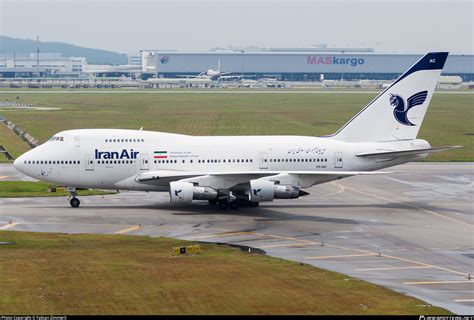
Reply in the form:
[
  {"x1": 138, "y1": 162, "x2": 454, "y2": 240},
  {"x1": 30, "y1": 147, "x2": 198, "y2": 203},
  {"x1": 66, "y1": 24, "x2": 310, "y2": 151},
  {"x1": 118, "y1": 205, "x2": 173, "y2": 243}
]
[{"x1": 307, "y1": 56, "x2": 365, "y2": 67}]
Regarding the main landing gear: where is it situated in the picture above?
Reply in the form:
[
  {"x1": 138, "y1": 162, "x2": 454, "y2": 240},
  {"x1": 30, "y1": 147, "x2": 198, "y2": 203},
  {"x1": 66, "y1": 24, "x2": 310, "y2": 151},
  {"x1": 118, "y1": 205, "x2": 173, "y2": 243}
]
[
  {"x1": 68, "y1": 187, "x2": 80, "y2": 208},
  {"x1": 210, "y1": 199, "x2": 259, "y2": 210}
]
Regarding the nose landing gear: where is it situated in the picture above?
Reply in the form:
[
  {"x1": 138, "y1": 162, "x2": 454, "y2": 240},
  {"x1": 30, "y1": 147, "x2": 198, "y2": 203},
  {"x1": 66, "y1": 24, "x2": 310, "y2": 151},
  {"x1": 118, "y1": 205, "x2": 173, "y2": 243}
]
[
  {"x1": 70, "y1": 197, "x2": 80, "y2": 208},
  {"x1": 68, "y1": 187, "x2": 80, "y2": 208}
]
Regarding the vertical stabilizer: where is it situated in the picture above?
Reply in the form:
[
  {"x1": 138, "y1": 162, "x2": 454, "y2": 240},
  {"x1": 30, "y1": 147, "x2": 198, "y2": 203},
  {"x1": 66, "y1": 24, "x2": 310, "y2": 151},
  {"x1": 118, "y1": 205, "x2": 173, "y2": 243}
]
[{"x1": 331, "y1": 52, "x2": 448, "y2": 142}]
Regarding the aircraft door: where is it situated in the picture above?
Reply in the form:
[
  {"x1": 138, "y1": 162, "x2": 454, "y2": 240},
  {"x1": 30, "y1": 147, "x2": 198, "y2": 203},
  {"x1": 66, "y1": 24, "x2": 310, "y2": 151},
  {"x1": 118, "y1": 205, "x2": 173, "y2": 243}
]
[
  {"x1": 74, "y1": 136, "x2": 80, "y2": 147},
  {"x1": 85, "y1": 154, "x2": 94, "y2": 171},
  {"x1": 140, "y1": 153, "x2": 149, "y2": 170},
  {"x1": 334, "y1": 152, "x2": 343, "y2": 168},
  {"x1": 259, "y1": 152, "x2": 269, "y2": 169}
]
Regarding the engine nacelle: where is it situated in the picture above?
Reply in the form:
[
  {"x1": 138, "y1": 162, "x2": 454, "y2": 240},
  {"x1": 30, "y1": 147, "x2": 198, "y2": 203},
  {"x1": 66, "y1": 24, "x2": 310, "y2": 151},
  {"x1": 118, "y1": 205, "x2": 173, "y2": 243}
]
[
  {"x1": 169, "y1": 181, "x2": 194, "y2": 203},
  {"x1": 274, "y1": 185, "x2": 300, "y2": 199},
  {"x1": 249, "y1": 180, "x2": 274, "y2": 202},
  {"x1": 169, "y1": 181, "x2": 218, "y2": 204}
]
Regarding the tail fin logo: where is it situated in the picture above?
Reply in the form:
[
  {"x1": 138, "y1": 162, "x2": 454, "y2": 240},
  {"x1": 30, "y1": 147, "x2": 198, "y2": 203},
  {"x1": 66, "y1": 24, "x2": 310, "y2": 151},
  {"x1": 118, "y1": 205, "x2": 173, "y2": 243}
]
[{"x1": 389, "y1": 90, "x2": 428, "y2": 126}]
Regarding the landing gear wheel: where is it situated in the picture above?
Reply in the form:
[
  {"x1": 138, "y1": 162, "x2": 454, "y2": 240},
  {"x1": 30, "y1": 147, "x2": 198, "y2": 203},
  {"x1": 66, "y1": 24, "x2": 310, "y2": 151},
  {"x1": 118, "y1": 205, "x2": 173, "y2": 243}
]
[
  {"x1": 218, "y1": 200, "x2": 229, "y2": 210},
  {"x1": 237, "y1": 199, "x2": 249, "y2": 207},
  {"x1": 229, "y1": 201, "x2": 239, "y2": 210},
  {"x1": 249, "y1": 201, "x2": 259, "y2": 208},
  {"x1": 70, "y1": 197, "x2": 80, "y2": 208}
]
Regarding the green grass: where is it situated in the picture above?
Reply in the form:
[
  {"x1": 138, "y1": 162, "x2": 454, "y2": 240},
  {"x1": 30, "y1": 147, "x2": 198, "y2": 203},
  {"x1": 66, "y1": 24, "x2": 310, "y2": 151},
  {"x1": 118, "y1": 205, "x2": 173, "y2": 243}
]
[
  {"x1": 0, "y1": 181, "x2": 114, "y2": 198},
  {"x1": 0, "y1": 123, "x2": 31, "y2": 162},
  {"x1": 0, "y1": 91, "x2": 472, "y2": 161},
  {"x1": 0, "y1": 231, "x2": 451, "y2": 315}
]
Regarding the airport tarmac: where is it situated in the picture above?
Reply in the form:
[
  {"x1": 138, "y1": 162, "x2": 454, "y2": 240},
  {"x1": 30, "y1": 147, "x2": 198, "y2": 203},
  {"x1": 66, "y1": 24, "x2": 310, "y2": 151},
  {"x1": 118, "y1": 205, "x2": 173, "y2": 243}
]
[{"x1": 0, "y1": 162, "x2": 472, "y2": 314}]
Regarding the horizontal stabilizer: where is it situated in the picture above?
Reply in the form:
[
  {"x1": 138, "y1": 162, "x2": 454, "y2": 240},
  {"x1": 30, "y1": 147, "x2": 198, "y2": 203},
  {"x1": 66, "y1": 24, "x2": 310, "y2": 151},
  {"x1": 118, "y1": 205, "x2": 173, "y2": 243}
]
[{"x1": 356, "y1": 146, "x2": 462, "y2": 158}]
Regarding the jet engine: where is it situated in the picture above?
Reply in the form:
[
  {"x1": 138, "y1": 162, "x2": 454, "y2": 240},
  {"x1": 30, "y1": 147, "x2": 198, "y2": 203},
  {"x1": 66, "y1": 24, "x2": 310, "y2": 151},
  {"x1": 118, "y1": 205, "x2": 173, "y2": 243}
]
[
  {"x1": 249, "y1": 180, "x2": 303, "y2": 202},
  {"x1": 274, "y1": 185, "x2": 301, "y2": 199},
  {"x1": 169, "y1": 181, "x2": 218, "y2": 204},
  {"x1": 248, "y1": 180, "x2": 274, "y2": 202}
]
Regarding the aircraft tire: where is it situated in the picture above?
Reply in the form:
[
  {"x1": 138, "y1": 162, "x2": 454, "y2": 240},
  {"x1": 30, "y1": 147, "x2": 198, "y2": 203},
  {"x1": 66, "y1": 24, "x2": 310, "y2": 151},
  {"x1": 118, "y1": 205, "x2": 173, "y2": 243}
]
[
  {"x1": 249, "y1": 201, "x2": 259, "y2": 208},
  {"x1": 229, "y1": 201, "x2": 239, "y2": 210},
  {"x1": 218, "y1": 200, "x2": 228, "y2": 210},
  {"x1": 70, "y1": 198, "x2": 80, "y2": 208}
]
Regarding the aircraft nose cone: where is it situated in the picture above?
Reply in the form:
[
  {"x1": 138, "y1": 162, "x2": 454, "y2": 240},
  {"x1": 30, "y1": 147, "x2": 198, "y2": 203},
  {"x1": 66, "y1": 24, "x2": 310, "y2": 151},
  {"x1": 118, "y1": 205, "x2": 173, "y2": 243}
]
[{"x1": 13, "y1": 155, "x2": 24, "y2": 173}]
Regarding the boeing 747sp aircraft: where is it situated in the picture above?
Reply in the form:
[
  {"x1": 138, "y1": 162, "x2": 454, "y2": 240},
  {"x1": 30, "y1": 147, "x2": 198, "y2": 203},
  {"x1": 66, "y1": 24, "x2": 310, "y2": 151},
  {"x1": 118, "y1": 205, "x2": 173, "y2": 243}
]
[{"x1": 14, "y1": 52, "x2": 460, "y2": 209}]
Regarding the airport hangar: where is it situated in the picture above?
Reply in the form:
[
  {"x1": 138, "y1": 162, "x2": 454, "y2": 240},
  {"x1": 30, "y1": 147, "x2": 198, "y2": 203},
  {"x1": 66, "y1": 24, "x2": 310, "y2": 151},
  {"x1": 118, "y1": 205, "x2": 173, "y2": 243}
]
[{"x1": 142, "y1": 48, "x2": 474, "y2": 81}]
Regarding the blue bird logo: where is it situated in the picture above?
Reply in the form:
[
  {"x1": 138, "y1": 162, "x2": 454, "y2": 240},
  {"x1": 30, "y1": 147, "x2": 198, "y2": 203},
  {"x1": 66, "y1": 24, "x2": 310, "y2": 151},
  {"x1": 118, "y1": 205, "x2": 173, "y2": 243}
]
[
  {"x1": 253, "y1": 188, "x2": 262, "y2": 196},
  {"x1": 160, "y1": 55, "x2": 169, "y2": 64},
  {"x1": 174, "y1": 189, "x2": 182, "y2": 197},
  {"x1": 389, "y1": 91, "x2": 428, "y2": 126}
]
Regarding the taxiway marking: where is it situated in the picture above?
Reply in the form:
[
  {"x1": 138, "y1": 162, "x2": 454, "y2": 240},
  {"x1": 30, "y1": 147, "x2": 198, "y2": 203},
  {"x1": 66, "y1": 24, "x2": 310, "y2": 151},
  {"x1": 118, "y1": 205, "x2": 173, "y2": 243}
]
[
  {"x1": 404, "y1": 280, "x2": 473, "y2": 285},
  {"x1": 192, "y1": 231, "x2": 255, "y2": 239},
  {"x1": 304, "y1": 253, "x2": 377, "y2": 260},
  {"x1": 156, "y1": 225, "x2": 229, "y2": 232},
  {"x1": 382, "y1": 253, "x2": 468, "y2": 277},
  {"x1": 115, "y1": 225, "x2": 142, "y2": 234},
  {"x1": 259, "y1": 242, "x2": 317, "y2": 249},
  {"x1": 339, "y1": 183, "x2": 473, "y2": 227},
  {"x1": 191, "y1": 230, "x2": 314, "y2": 245},
  {"x1": 0, "y1": 222, "x2": 19, "y2": 230},
  {"x1": 454, "y1": 299, "x2": 474, "y2": 302},
  {"x1": 355, "y1": 266, "x2": 433, "y2": 272}
]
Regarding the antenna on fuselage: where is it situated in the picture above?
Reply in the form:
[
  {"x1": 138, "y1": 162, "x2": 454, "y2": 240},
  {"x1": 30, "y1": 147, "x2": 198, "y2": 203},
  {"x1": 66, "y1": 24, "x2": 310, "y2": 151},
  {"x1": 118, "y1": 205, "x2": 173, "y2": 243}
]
[{"x1": 139, "y1": 127, "x2": 143, "y2": 130}]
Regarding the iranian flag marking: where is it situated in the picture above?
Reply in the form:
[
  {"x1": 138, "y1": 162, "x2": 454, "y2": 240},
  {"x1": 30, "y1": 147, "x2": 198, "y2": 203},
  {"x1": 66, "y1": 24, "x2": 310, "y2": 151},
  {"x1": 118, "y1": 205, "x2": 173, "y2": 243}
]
[{"x1": 154, "y1": 150, "x2": 168, "y2": 159}]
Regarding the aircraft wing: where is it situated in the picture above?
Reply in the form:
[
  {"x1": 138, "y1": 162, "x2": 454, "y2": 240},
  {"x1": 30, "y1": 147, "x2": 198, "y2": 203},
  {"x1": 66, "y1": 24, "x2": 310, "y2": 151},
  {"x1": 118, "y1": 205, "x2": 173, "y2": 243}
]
[
  {"x1": 135, "y1": 170, "x2": 392, "y2": 189},
  {"x1": 356, "y1": 146, "x2": 462, "y2": 159}
]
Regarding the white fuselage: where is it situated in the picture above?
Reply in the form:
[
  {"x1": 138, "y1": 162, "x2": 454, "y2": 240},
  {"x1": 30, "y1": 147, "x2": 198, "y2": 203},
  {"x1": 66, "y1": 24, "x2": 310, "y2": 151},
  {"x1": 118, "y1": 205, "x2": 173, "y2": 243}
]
[{"x1": 14, "y1": 128, "x2": 430, "y2": 191}]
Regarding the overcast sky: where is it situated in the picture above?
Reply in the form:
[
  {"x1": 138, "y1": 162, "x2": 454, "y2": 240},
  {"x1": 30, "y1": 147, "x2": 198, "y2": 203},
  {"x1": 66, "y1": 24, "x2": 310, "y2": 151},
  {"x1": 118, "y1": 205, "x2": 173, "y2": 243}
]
[{"x1": 1, "y1": 0, "x2": 472, "y2": 54}]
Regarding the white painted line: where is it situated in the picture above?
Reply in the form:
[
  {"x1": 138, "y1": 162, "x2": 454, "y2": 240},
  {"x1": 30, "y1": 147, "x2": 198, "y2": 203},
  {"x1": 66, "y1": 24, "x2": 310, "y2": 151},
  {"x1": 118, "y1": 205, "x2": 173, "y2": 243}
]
[
  {"x1": 356, "y1": 266, "x2": 433, "y2": 272},
  {"x1": 404, "y1": 280, "x2": 474, "y2": 285},
  {"x1": 0, "y1": 222, "x2": 19, "y2": 230},
  {"x1": 259, "y1": 242, "x2": 317, "y2": 249},
  {"x1": 304, "y1": 253, "x2": 377, "y2": 260}
]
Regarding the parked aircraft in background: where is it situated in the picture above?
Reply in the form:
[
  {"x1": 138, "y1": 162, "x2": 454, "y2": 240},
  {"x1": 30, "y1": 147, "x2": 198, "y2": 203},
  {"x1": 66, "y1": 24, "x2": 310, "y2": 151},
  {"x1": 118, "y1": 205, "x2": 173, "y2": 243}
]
[{"x1": 14, "y1": 52, "x2": 460, "y2": 210}]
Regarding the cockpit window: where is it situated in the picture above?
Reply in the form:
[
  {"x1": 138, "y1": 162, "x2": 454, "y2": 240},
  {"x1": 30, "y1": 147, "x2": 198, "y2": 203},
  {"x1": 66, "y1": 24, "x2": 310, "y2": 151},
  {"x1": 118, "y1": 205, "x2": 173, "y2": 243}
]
[{"x1": 48, "y1": 136, "x2": 64, "y2": 141}]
